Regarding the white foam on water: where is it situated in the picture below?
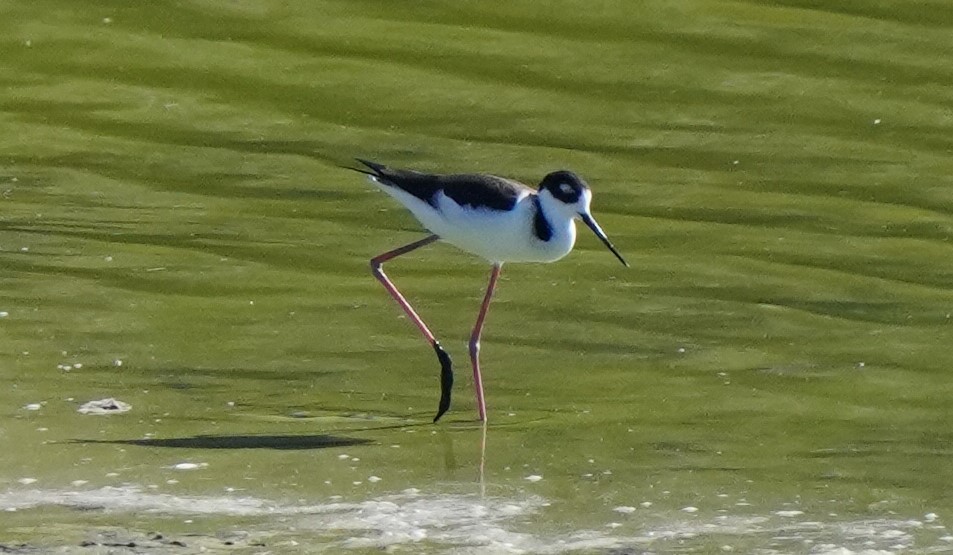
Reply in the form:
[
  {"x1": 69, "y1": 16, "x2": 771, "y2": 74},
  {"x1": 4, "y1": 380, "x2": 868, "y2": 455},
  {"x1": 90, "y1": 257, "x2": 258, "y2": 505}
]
[
  {"x1": 0, "y1": 486, "x2": 943, "y2": 553},
  {"x1": 0, "y1": 486, "x2": 595, "y2": 552},
  {"x1": 0, "y1": 486, "x2": 272, "y2": 517}
]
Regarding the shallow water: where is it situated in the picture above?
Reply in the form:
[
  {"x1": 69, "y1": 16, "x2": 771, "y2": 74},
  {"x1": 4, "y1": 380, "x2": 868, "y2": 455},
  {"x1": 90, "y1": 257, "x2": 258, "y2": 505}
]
[{"x1": 3, "y1": 1, "x2": 953, "y2": 553}]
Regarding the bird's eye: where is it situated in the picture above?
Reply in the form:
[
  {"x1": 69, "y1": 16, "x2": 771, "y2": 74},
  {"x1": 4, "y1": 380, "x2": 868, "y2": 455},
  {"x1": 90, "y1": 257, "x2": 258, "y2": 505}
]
[{"x1": 559, "y1": 183, "x2": 573, "y2": 195}]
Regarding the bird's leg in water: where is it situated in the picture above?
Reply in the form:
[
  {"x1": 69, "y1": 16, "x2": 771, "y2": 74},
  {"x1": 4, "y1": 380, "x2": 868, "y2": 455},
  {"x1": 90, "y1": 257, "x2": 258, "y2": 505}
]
[
  {"x1": 468, "y1": 263, "x2": 502, "y2": 423},
  {"x1": 370, "y1": 234, "x2": 453, "y2": 422}
]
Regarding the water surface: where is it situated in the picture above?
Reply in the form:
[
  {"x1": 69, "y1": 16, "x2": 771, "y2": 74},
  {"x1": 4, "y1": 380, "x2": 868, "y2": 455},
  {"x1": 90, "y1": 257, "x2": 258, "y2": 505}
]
[{"x1": 2, "y1": 1, "x2": 953, "y2": 552}]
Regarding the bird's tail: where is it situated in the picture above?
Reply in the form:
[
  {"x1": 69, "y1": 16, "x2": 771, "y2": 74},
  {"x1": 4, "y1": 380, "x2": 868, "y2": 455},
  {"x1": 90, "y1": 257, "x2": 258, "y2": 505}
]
[{"x1": 344, "y1": 158, "x2": 387, "y2": 178}]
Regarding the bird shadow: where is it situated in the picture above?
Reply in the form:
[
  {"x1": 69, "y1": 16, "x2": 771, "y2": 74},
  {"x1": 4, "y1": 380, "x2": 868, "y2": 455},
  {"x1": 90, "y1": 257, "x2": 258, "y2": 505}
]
[
  {"x1": 69, "y1": 420, "x2": 439, "y2": 451},
  {"x1": 72, "y1": 433, "x2": 373, "y2": 450}
]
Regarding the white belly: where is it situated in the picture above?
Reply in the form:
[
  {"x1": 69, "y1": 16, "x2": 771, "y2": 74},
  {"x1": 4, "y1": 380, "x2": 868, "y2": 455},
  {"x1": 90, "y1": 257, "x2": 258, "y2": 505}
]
[{"x1": 377, "y1": 185, "x2": 576, "y2": 264}]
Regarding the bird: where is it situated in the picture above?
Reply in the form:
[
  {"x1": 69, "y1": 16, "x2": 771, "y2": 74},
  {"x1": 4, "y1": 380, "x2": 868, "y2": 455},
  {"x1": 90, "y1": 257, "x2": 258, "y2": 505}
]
[{"x1": 351, "y1": 159, "x2": 628, "y2": 423}]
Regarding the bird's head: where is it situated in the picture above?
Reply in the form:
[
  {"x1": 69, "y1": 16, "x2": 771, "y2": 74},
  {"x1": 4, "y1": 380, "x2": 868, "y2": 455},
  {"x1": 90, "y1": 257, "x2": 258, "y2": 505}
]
[{"x1": 538, "y1": 171, "x2": 629, "y2": 267}]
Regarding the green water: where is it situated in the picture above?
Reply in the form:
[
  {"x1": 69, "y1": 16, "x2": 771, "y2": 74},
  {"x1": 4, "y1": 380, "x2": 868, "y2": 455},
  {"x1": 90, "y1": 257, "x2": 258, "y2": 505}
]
[{"x1": 3, "y1": 1, "x2": 953, "y2": 552}]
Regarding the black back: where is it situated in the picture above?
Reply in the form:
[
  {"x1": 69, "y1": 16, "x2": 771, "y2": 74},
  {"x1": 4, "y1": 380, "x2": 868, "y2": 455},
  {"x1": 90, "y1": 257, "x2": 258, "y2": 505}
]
[{"x1": 355, "y1": 159, "x2": 529, "y2": 211}]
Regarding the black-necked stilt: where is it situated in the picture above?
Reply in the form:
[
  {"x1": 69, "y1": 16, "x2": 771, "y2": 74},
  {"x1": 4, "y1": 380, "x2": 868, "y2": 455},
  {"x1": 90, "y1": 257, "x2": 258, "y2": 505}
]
[{"x1": 353, "y1": 159, "x2": 627, "y2": 423}]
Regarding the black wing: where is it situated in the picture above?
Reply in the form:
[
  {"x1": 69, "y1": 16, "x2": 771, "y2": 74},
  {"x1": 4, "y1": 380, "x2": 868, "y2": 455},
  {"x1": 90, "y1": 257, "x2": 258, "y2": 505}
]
[{"x1": 354, "y1": 159, "x2": 529, "y2": 211}]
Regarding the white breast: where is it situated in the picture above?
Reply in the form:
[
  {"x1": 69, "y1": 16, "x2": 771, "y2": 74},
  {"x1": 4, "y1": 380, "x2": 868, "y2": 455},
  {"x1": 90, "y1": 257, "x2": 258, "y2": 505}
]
[
  {"x1": 374, "y1": 181, "x2": 577, "y2": 264},
  {"x1": 429, "y1": 192, "x2": 576, "y2": 264}
]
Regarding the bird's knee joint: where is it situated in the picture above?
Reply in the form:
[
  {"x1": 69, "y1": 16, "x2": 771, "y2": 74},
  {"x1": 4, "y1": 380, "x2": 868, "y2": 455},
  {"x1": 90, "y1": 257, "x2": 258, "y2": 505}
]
[{"x1": 468, "y1": 339, "x2": 481, "y2": 357}]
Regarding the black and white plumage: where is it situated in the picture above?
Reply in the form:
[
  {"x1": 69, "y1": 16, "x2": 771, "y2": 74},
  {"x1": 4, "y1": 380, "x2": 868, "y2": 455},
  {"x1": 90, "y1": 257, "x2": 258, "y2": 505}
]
[
  {"x1": 354, "y1": 159, "x2": 627, "y2": 423},
  {"x1": 355, "y1": 159, "x2": 627, "y2": 266}
]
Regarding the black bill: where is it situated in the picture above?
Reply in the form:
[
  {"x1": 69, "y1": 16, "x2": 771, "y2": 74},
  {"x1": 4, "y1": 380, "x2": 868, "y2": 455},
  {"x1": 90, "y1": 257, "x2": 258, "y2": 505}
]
[{"x1": 581, "y1": 213, "x2": 629, "y2": 267}]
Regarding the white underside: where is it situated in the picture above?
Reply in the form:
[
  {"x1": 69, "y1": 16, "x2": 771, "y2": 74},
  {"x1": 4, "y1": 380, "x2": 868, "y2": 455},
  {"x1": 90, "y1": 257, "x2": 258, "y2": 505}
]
[{"x1": 371, "y1": 177, "x2": 577, "y2": 264}]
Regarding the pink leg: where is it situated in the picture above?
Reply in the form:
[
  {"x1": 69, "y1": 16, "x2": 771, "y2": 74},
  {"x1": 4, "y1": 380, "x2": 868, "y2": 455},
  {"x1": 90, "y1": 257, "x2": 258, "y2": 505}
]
[
  {"x1": 371, "y1": 234, "x2": 453, "y2": 422},
  {"x1": 371, "y1": 234, "x2": 440, "y2": 343},
  {"x1": 469, "y1": 263, "x2": 502, "y2": 422}
]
